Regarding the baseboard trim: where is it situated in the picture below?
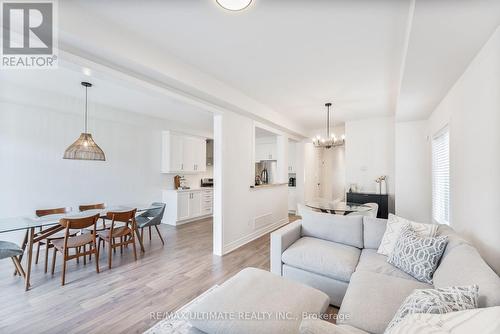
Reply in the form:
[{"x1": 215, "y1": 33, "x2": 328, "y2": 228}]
[
  {"x1": 162, "y1": 214, "x2": 212, "y2": 226},
  {"x1": 223, "y1": 217, "x2": 289, "y2": 255}
]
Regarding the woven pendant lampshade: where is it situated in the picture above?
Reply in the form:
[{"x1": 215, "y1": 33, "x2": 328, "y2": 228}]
[{"x1": 63, "y1": 82, "x2": 106, "y2": 161}]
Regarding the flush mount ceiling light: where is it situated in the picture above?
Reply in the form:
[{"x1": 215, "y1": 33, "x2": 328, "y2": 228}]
[
  {"x1": 312, "y1": 102, "x2": 345, "y2": 149},
  {"x1": 216, "y1": 0, "x2": 252, "y2": 11},
  {"x1": 63, "y1": 82, "x2": 106, "y2": 161}
]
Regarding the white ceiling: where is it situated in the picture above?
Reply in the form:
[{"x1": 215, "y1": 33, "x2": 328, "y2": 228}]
[
  {"x1": 0, "y1": 64, "x2": 214, "y2": 134},
  {"x1": 7, "y1": 1, "x2": 500, "y2": 135}
]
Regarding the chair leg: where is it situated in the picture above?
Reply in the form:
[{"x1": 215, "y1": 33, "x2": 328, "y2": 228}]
[
  {"x1": 149, "y1": 226, "x2": 152, "y2": 241},
  {"x1": 154, "y1": 225, "x2": 165, "y2": 245},
  {"x1": 113, "y1": 238, "x2": 116, "y2": 254},
  {"x1": 120, "y1": 236, "x2": 123, "y2": 254},
  {"x1": 94, "y1": 241, "x2": 100, "y2": 274},
  {"x1": 35, "y1": 241, "x2": 41, "y2": 264},
  {"x1": 108, "y1": 240, "x2": 113, "y2": 269},
  {"x1": 51, "y1": 247, "x2": 57, "y2": 275},
  {"x1": 11, "y1": 257, "x2": 26, "y2": 278},
  {"x1": 141, "y1": 228, "x2": 144, "y2": 245},
  {"x1": 76, "y1": 247, "x2": 80, "y2": 264},
  {"x1": 44, "y1": 243, "x2": 50, "y2": 273},
  {"x1": 132, "y1": 233, "x2": 137, "y2": 261},
  {"x1": 61, "y1": 249, "x2": 67, "y2": 286},
  {"x1": 83, "y1": 244, "x2": 87, "y2": 265}
]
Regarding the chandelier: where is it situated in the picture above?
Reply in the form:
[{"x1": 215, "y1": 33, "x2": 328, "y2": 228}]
[{"x1": 312, "y1": 102, "x2": 345, "y2": 149}]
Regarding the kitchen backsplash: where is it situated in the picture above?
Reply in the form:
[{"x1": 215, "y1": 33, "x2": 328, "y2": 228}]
[{"x1": 162, "y1": 165, "x2": 213, "y2": 190}]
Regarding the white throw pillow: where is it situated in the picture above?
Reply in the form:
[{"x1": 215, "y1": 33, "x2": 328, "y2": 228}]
[
  {"x1": 385, "y1": 285, "x2": 479, "y2": 333},
  {"x1": 386, "y1": 306, "x2": 500, "y2": 334},
  {"x1": 377, "y1": 214, "x2": 438, "y2": 256}
]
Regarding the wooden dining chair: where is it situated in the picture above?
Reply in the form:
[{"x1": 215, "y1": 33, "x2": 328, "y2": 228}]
[
  {"x1": 79, "y1": 203, "x2": 107, "y2": 259},
  {"x1": 97, "y1": 209, "x2": 138, "y2": 269},
  {"x1": 35, "y1": 207, "x2": 75, "y2": 273},
  {"x1": 50, "y1": 214, "x2": 100, "y2": 286}
]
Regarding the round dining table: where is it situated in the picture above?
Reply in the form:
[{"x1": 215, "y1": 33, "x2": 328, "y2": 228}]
[{"x1": 306, "y1": 199, "x2": 373, "y2": 215}]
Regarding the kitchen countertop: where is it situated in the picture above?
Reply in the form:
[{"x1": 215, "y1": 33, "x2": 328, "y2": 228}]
[
  {"x1": 250, "y1": 183, "x2": 288, "y2": 190},
  {"x1": 164, "y1": 187, "x2": 213, "y2": 193}
]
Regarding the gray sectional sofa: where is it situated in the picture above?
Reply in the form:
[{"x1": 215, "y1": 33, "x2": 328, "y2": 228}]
[{"x1": 270, "y1": 211, "x2": 500, "y2": 334}]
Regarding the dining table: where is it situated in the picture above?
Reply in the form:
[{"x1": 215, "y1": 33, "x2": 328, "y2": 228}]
[
  {"x1": 306, "y1": 199, "x2": 373, "y2": 215},
  {"x1": 0, "y1": 204, "x2": 162, "y2": 290}
]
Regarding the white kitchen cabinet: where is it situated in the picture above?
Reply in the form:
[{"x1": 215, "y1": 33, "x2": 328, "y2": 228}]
[
  {"x1": 189, "y1": 191, "x2": 202, "y2": 217},
  {"x1": 163, "y1": 188, "x2": 213, "y2": 225},
  {"x1": 288, "y1": 141, "x2": 297, "y2": 173},
  {"x1": 177, "y1": 192, "x2": 190, "y2": 220},
  {"x1": 288, "y1": 187, "x2": 297, "y2": 213},
  {"x1": 161, "y1": 131, "x2": 207, "y2": 173},
  {"x1": 255, "y1": 139, "x2": 277, "y2": 161}
]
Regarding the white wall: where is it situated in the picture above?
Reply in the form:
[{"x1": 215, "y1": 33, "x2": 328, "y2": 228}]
[
  {"x1": 394, "y1": 120, "x2": 432, "y2": 223},
  {"x1": 0, "y1": 101, "x2": 212, "y2": 241},
  {"x1": 319, "y1": 147, "x2": 346, "y2": 201},
  {"x1": 345, "y1": 117, "x2": 395, "y2": 212},
  {"x1": 213, "y1": 112, "x2": 289, "y2": 255},
  {"x1": 427, "y1": 26, "x2": 500, "y2": 274}
]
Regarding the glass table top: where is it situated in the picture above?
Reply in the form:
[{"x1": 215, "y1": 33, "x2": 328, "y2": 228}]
[
  {"x1": 0, "y1": 204, "x2": 162, "y2": 234},
  {"x1": 306, "y1": 199, "x2": 372, "y2": 213}
]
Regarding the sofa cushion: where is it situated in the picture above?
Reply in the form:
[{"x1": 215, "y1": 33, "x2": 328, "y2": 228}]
[
  {"x1": 283, "y1": 264, "x2": 349, "y2": 307},
  {"x1": 186, "y1": 267, "x2": 329, "y2": 334},
  {"x1": 386, "y1": 285, "x2": 479, "y2": 332},
  {"x1": 300, "y1": 210, "x2": 364, "y2": 248},
  {"x1": 433, "y1": 243, "x2": 500, "y2": 307},
  {"x1": 299, "y1": 320, "x2": 370, "y2": 334},
  {"x1": 355, "y1": 249, "x2": 415, "y2": 281},
  {"x1": 362, "y1": 217, "x2": 387, "y2": 249},
  {"x1": 436, "y1": 224, "x2": 469, "y2": 259},
  {"x1": 387, "y1": 225, "x2": 448, "y2": 284},
  {"x1": 282, "y1": 237, "x2": 361, "y2": 282},
  {"x1": 377, "y1": 214, "x2": 438, "y2": 256},
  {"x1": 337, "y1": 271, "x2": 431, "y2": 334}
]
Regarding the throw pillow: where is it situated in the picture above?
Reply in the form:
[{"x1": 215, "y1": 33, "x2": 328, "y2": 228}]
[
  {"x1": 386, "y1": 306, "x2": 500, "y2": 334},
  {"x1": 387, "y1": 224, "x2": 448, "y2": 283},
  {"x1": 377, "y1": 214, "x2": 439, "y2": 256},
  {"x1": 385, "y1": 285, "x2": 479, "y2": 333}
]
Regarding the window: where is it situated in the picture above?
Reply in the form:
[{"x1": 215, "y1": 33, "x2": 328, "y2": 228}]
[{"x1": 432, "y1": 127, "x2": 450, "y2": 225}]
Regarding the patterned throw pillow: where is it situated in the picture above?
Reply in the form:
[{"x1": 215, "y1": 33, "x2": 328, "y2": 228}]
[
  {"x1": 377, "y1": 214, "x2": 438, "y2": 256},
  {"x1": 385, "y1": 285, "x2": 479, "y2": 333},
  {"x1": 387, "y1": 224, "x2": 447, "y2": 283}
]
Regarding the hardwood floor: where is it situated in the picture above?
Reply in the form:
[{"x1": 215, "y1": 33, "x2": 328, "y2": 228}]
[{"x1": 0, "y1": 216, "x2": 336, "y2": 333}]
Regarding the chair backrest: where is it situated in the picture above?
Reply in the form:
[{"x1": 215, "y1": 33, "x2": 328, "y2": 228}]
[
  {"x1": 36, "y1": 207, "x2": 71, "y2": 217},
  {"x1": 59, "y1": 214, "x2": 100, "y2": 230},
  {"x1": 297, "y1": 203, "x2": 319, "y2": 216},
  {"x1": 365, "y1": 202, "x2": 379, "y2": 218},
  {"x1": 106, "y1": 209, "x2": 137, "y2": 223},
  {"x1": 79, "y1": 203, "x2": 105, "y2": 211},
  {"x1": 139, "y1": 202, "x2": 166, "y2": 224}
]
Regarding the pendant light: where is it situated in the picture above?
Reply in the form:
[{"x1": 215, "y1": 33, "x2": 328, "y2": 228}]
[
  {"x1": 312, "y1": 102, "x2": 345, "y2": 149},
  {"x1": 63, "y1": 82, "x2": 106, "y2": 161}
]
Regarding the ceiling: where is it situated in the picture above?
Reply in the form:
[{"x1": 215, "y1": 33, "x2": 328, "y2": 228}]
[
  {"x1": 9, "y1": 1, "x2": 500, "y2": 135},
  {"x1": 0, "y1": 63, "x2": 214, "y2": 134}
]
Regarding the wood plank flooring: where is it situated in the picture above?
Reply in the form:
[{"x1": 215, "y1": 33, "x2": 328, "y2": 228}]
[{"x1": 0, "y1": 216, "x2": 337, "y2": 333}]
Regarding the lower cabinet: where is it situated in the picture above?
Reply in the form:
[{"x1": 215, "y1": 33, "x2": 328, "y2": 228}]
[{"x1": 163, "y1": 189, "x2": 213, "y2": 226}]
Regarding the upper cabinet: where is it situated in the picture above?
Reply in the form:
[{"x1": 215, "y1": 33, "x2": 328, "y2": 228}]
[
  {"x1": 288, "y1": 141, "x2": 297, "y2": 173},
  {"x1": 255, "y1": 136, "x2": 277, "y2": 162},
  {"x1": 161, "y1": 131, "x2": 207, "y2": 173}
]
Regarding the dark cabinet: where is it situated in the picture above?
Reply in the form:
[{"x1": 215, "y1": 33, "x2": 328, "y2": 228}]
[{"x1": 346, "y1": 192, "x2": 389, "y2": 219}]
